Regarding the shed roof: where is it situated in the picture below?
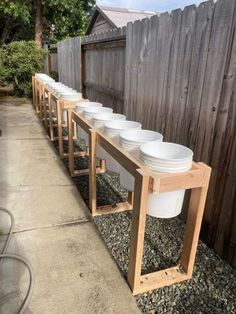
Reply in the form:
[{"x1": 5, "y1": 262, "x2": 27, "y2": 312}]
[{"x1": 86, "y1": 5, "x2": 157, "y2": 35}]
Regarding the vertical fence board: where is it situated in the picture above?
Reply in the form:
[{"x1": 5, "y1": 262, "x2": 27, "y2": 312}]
[
  {"x1": 57, "y1": 37, "x2": 81, "y2": 91},
  {"x1": 82, "y1": 28, "x2": 126, "y2": 112}
]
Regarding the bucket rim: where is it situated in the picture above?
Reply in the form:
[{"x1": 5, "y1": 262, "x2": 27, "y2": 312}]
[{"x1": 140, "y1": 141, "x2": 193, "y2": 162}]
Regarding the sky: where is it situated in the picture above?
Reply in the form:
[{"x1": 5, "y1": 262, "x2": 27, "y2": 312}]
[{"x1": 96, "y1": 0, "x2": 202, "y2": 12}]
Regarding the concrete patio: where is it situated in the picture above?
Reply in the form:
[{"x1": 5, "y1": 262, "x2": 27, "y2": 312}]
[{"x1": 0, "y1": 96, "x2": 140, "y2": 314}]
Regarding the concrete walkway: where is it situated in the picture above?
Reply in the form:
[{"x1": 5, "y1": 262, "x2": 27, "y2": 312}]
[{"x1": 0, "y1": 96, "x2": 140, "y2": 314}]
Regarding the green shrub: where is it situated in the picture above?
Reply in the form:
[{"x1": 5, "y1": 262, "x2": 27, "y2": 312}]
[{"x1": 0, "y1": 41, "x2": 47, "y2": 96}]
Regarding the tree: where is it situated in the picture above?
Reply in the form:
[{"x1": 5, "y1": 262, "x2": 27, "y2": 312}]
[
  {"x1": 44, "y1": 0, "x2": 95, "y2": 42},
  {"x1": 0, "y1": 0, "x2": 95, "y2": 47},
  {"x1": 0, "y1": 0, "x2": 33, "y2": 46},
  {"x1": 35, "y1": 0, "x2": 43, "y2": 48},
  {"x1": 0, "y1": 41, "x2": 46, "y2": 96}
]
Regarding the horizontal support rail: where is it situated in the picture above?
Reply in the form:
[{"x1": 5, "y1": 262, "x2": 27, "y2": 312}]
[
  {"x1": 81, "y1": 35, "x2": 126, "y2": 46},
  {"x1": 82, "y1": 39, "x2": 126, "y2": 50}
]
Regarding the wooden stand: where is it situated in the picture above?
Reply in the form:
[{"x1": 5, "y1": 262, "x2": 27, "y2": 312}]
[
  {"x1": 68, "y1": 110, "x2": 211, "y2": 295},
  {"x1": 33, "y1": 76, "x2": 211, "y2": 295},
  {"x1": 67, "y1": 110, "x2": 106, "y2": 178},
  {"x1": 33, "y1": 76, "x2": 89, "y2": 160}
]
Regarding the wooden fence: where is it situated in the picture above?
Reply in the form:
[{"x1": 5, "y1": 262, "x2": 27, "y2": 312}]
[
  {"x1": 81, "y1": 27, "x2": 126, "y2": 113},
  {"x1": 45, "y1": 0, "x2": 236, "y2": 268},
  {"x1": 44, "y1": 44, "x2": 58, "y2": 74},
  {"x1": 57, "y1": 37, "x2": 81, "y2": 91}
]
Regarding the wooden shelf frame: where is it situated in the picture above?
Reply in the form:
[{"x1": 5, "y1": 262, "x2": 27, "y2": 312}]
[
  {"x1": 33, "y1": 76, "x2": 104, "y2": 177},
  {"x1": 33, "y1": 76, "x2": 88, "y2": 160},
  {"x1": 68, "y1": 110, "x2": 211, "y2": 295},
  {"x1": 33, "y1": 77, "x2": 212, "y2": 295}
]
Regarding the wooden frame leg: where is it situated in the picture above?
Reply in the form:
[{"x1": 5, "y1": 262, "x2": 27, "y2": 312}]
[
  {"x1": 68, "y1": 109, "x2": 75, "y2": 176},
  {"x1": 48, "y1": 92, "x2": 55, "y2": 140},
  {"x1": 128, "y1": 169, "x2": 150, "y2": 292},
  {"x1": 35, "y1": 82, "x2": 39, "y2": 113},
  {"x1": 32, "y1": 77, "x2": 35, "y2": 106},
  {"x1": 99, "y1": 159, "x2": 106, "y2": 172},
  {"x1": 180, "y1": 165, "x2": 211, "y2": 276},
  {"x1": 73, "y1": 120, "x2": 77, "y2": 139},
  {"x1": 43, "y1": 88, "x2": 48, "y2": 128},
  {"x1": 57, "y1": 100, "x2": 64, "y2": 158},
  {"x1": 127, "y1": 191, "x2": 134, "y2": 206},
  {"x1": 39, "y1": 86, "x2": 43, "y2": 119},
  {"x1": 89, "y1": 129, "x2": 97, "y2": 215}
]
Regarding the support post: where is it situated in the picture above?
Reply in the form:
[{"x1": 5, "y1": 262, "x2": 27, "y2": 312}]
[
  {"x1": 127, "y1": 191, "x2": 134, "y2": 206},
  {"x1": 89, "y1": 129, "x2": 97, "y2": 215},
  {"x1": 48, "y1": 92, "x2": 54, "y2": 140},
  {"x1": 35, "y1": 81, "x2": 39, "y2": 113},
  {"x1": 57, "y1": 100, "x2": 64, "y2": 158},
  {"x1": 68, "y1": 109, "x2": 75, "y2": 176},
  {"x1": 39, "y1": 84, "x2": 43, "y2": 119},
  {"x1": 43, "y1": 86, "x2": 48, "y2": 128},
  {"x1": 32, "y1": 76, "x2": 35, "y2": 106},
  {"x1": 180, "y1": 164, "x2": 211, "y2": 276},
  {"x1": 128, "y1": 169, "x2": 151, "y2": 292}
]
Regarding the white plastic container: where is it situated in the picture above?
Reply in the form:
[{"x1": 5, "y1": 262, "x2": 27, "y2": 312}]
[
  {"x1": 104, "y1": 120, "x2": 142, "y2": 139},
  {"x1": 84, "y1": 106, "x2": 113, "y2": 122},
  {"x1": 119, "y1": 129, "x2": 163, "y2": 191},
  {"x1": 75, "y1": 102, "x2": 103, "y2": 114},
  {"x1": 61, "y1": 92, "x2": 83, "y2": 123},
  {"x1": 46, "y1": 82, "x2": 65, "y2": 91},
  {"x1": 54, "y1": 87, "x2": 76, "y2": 94},
  {"x1": 35, "y1": 73, "x2": 55, "y2": 82},
  {"x1": 75, "y1": 102, "x2": 103, "y2": 143},
  {"x1": 59, "y1": 92, "x2": 82, "y2": 100},
  {"x1": 140, "y1": 142, "x2": 193, "y2": 219},
  {"x1": 92, "y1": 113, "x2": 126, "y2": 129},
  {"x1": 92, "y1": 113, "x2": 126, "y2": 161},
  {"x1": 83, "y1": 107, "x2": 113, "y2": 146},
  {"x1": 103, "y1": 120, "x2": 142, "y2": 173}
]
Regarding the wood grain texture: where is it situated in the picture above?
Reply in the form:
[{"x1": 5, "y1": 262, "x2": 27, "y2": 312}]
[
  {"x1": 57, "y1": 37, "x2": 81, "y2": 91},
  {"x1": 81, "y1": 28, "x2": 126, "y2": 113},
  {"x1": 124, "y1": 0, "x2": 236, "y2": 268}
]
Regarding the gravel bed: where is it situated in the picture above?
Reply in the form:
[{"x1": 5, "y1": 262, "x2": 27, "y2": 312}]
[{"x1": 55, "y1": 139, "x2": 236, "y2": 313}]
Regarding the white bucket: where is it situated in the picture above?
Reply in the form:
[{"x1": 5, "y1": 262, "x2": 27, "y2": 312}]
[
  {"x1": 61, "y1": 93, "x2": 83, "y2": 123},
  {"x1": 84, "y1": 106, "x2": 113, "y2": 121},
  {"x1": 83, "y1": 107, "x2": 113, "y2": 146},
  {"x1": 55, "y1": 88, "x2": 76, "y2": 93},
  {"x1": 46, "y1": 82, "x2": 64, "y2": 90},
  {"x1": 119, "y1": 129, "x2": 163, "y2": 191},
  {"x1": 140, "y1": 142, "x2": 193, "y2": 219},
  {"x1": 35, "y1": 73, "x2": 55, "y2": 82},
  {"x1": 75, "y1": 102, "x2": 103, "y2": 143},
  {"x1": 104, "y1": 120, "x2": 142, "y2": 138},
  {"x1": 92, "y1": 113, "x2": 126, "y2": 161},
  {"x1": 59, "y1": 92, "x2": 82, "y2": 100},
  {"x1": 103, "y1": 121, "x2": 142, "y2": 173},
  {"x1": 75, "y1": 102, "x2": 103, "y2": 114},
  {"x1": 92, "y1": 113, "x2": 126, "y2": 129}
]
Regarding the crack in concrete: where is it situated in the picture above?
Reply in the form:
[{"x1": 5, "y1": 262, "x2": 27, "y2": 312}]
[{"x1": 0, "y1": 217, "x2": 91, "y2": 237}]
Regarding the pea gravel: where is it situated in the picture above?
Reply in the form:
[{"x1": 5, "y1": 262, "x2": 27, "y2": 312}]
[{"x1": 55, "y1": 139, "x2": 236, "y2": 313}]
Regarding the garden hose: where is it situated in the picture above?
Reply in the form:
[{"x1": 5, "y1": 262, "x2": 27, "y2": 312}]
[{"x1": 0, "y1": 208, "x2": 34, "y2": 314}]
